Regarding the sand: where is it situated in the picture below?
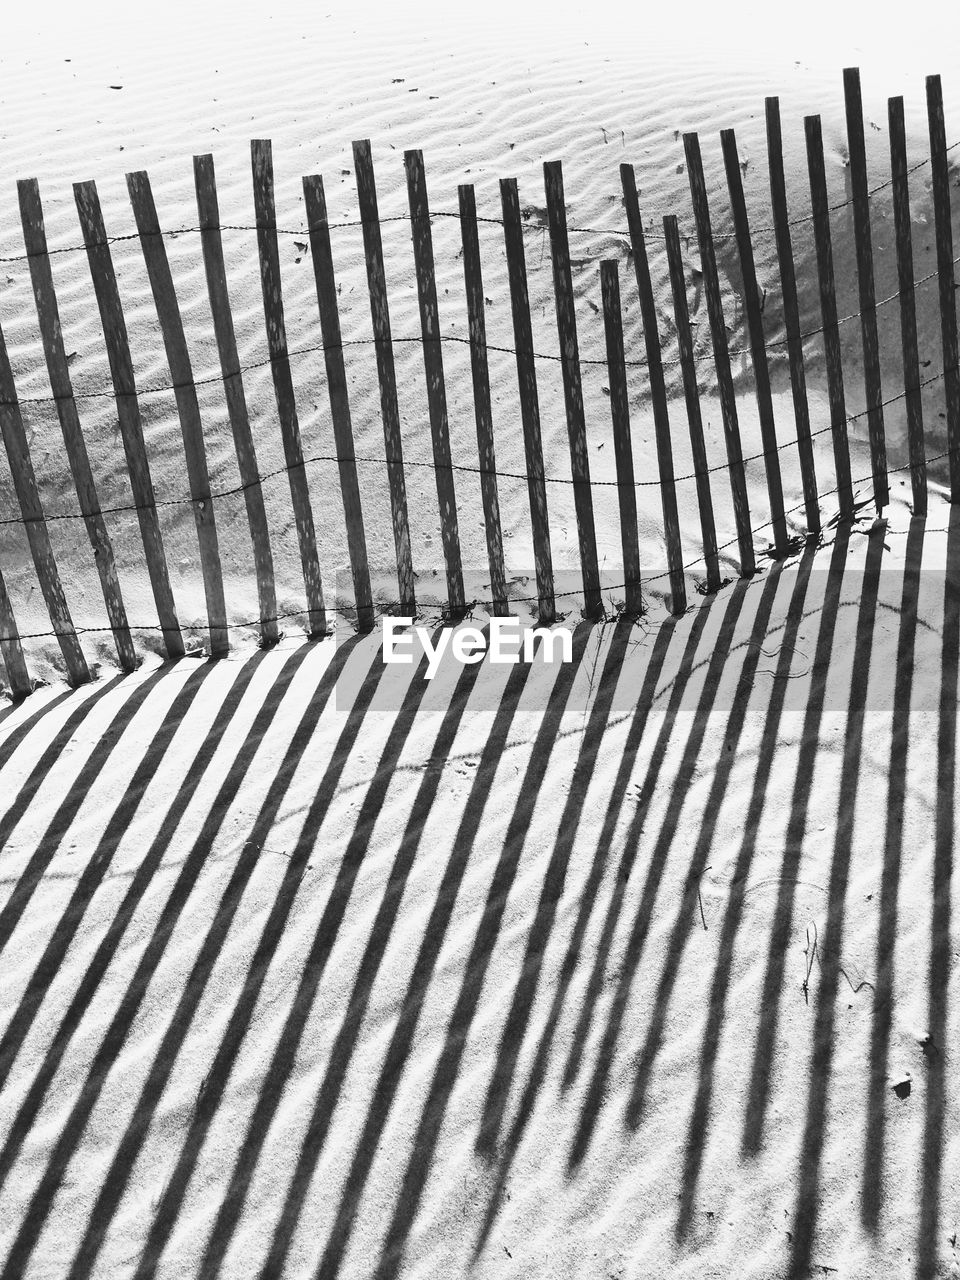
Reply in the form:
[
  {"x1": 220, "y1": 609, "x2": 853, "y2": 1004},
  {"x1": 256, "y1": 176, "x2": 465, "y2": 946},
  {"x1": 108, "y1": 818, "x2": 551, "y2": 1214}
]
[
  {"x1": 1, "y1": 2, "x2": 958, "y2": 677},
  {"x1": 0, "y1": 495, "x2": 956, "y2": 1277},
  {"x1": 0, "y1": 3, "x2": 958, "y2": 1277}
]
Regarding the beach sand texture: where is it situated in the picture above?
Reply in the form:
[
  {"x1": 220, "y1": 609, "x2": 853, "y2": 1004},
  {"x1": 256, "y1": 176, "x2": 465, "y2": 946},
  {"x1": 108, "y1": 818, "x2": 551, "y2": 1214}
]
[
  {"x1": 0, "y1": 5, "x2": 958, "y2": 1277},
  {"x1": 0, "y1": 7, "x2": 957, "y2": 676}
]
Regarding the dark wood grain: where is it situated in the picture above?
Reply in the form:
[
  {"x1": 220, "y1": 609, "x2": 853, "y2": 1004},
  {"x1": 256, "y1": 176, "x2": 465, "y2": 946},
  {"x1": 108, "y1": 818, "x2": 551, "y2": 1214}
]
[
  {"x1": 0, "y1": 565, "x2": 30, "y2": 699},
  {"x1": 251, "y1": 138, "x2": 326, "y2": 634},
  {"x1": 458, "y1": 183, "x2": 508, "y2": 616},
  {"x1": 0, "y1": 323, "x2": 89, "y2": 683},
  {"x1": 543, "y1": 160, "x2": 603, "y2": 618},
  {"x1": 127, "y1": 169, "x2": 229, "y2": 655},
  {"x1": 18, "y1": 177, "x2": 136, "y2": 670},
  {"x1": 926, "y1": 73, "x2": 960, "y2": 499},
  {"x1": 405, "y1": 149, "x2": 465, "y2": 618},
  {"x1": 721, "y1": 126, "x2": 787, "y2": 553},
  {"x1": 600, "y1": 261, "x2": 643, "y2": 615},
  {"x1": 302, "y1": 173, "x2": 374, "y2": 632},
  {"x1": 764, "y1": 99, "x2": 820, "y2": 533},
  {"x1": 620, "y1": 163, "x2": 686, "y2": 613},
  {"x1": 500, "y1": 177, "x2": 555, "y2": 624},
  {"x1": 888, "y1": 96, "x2": 927, "y2": 514},
  {"x1": 74, "y1": 178, "x2": 184, "y2": 657},
  {"x1": 843, "y1": 66, "x2": 888, "y2": 509},
  {"x1": 683, "y1": 131, "x2": 754, "y2": 575},
  {"x1": 804, "y1": 114, "x2": 855, "y2": 520},
  {"x1": 663, "y1": 214, "x2": 721, "y2": 592},
  {"x1": 352, "y1": 138, "x2": 416, "y2": 614},
  {"x1": 194, "y1": 153, "x2": 279, "y2": 646}
]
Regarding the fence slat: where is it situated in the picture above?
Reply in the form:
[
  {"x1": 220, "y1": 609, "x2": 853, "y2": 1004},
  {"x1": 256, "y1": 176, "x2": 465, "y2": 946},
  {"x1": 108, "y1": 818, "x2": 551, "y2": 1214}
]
[
  {"x1": 926, "y1": 73, "x2": 960, "y2": 500},
  {"x1": 17, "y1": 177, "x2": 137, "y2": 672},
  {"x1": 127, "y1": 170, "x2": 229, "y2": 657},
  {"x1": 543, "y1": 160, "x2": 603, "y2": 618},
  {"x1": 663, "y1": 215, "x2": 721, "y2": 592},
  {"x1": 352, "y1": 138, "x2": 416, "y2": 615},
  {"x1": 620, "y1": 164, "x2": 685, "y2": 613},
  {"x1": 500, "y1": 177, "x2": 555, "y2": 625},
  {"x1": 600, "y1": 262, "x2": 642, "y2": 615},
  {"x1": 721, "y1": 127, "x2": 788, "y2": 555},
  {"x1": 843, "y1": 67, "x2": 888, "y2": 510},
  {"x1": 404, "y1": 149, "x2": 465, "y2": 618},
  {"x1": 683, "y1": 132, "x2": 754, "y2": 576},
  {"x1": 0, "y1": 339, "x2": 90, "y2": 686},
  {"x1": 302, "y1": 173, "x2": 374, "y2": 633},
  {"x1": 888, "y1": 96, "x2": 927, "y2": 515},
  {"x1": 804, "y1": 115, "x2": 855, "y2": 520},
  {"x1": 458, "y1": 183, "x2": 508, "y2": 616},
  {"x1": 0, "y1": 564, "x2": 30, "y2": 699},
  {"x1": 251, "y1": 138, "x2": 326, "y2": 635},
  {"x1": 193, "y1": 153, "x2": 279, "y2": 647},
  {"x1": 73, "y1": 179, "x2": 185, "y2": 659},
  {"x1": 764, "y1": 98, "x2": 820, "y2": 534}
]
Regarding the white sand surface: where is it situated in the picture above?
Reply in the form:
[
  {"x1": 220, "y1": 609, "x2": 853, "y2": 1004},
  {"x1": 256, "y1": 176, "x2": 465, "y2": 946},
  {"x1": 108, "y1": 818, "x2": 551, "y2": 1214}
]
[
  {"x1": 1, "y1": 3, "x2": 959, "y2": 1277},
  {"x1": 0, "y1": 494, "x2": 956, "y2": 1277},
  {"x1": 0, "y1": 2, "x2": 958, "y2": 677}
]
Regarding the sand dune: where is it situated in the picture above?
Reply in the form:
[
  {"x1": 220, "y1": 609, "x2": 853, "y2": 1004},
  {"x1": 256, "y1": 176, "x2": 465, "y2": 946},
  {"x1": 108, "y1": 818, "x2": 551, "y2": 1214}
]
[
  {"x1": 0, "y1": 494, "x2": 956, "y2": 1277},
  {"x1": 1, "y1": 6, "x2": 959, "y2": 1278},
  {"x1": 0, "y1": 6, "x2": 958, "y2": 680}
]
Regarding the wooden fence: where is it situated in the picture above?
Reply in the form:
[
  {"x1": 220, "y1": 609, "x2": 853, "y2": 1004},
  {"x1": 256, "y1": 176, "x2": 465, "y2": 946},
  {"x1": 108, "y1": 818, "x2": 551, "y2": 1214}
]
[{"x1": 0, "y1": 67, "x2": 957, "y2": 697}]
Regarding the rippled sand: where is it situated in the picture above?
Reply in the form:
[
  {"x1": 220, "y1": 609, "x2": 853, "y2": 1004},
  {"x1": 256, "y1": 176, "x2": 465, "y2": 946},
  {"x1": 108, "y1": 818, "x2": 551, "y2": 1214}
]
[{"x1": 0, "y1": 7, "x2": 958, "y2": 1278}]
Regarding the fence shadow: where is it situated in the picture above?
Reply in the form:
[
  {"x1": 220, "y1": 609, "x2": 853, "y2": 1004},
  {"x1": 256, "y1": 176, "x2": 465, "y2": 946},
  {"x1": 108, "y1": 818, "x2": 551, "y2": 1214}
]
[{"x1": 0, "y1": 525, "x2": 955, "y2": 1279}]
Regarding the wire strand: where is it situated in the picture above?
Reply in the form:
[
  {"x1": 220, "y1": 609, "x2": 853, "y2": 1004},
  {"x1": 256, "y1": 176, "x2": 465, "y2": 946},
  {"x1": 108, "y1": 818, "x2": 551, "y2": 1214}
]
[
  {"x1": 0, "y1": 362, "x2": 945, "y2": 530},
  {"x1": 5, "y1": 430, "x2": 950, "y2": 651},
  {"x1": 8, "y1": 232, "x2": 957, "y2": 411},
  {"x1": 2, "y1": 136, "x2": 957, "y2": 265}
]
